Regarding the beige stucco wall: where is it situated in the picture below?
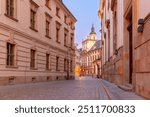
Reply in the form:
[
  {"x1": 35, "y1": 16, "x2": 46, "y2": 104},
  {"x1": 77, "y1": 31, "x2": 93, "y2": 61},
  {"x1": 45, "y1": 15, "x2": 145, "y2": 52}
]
[{"x1": 0, "y1": 0, "x2": 76, "y2": 85}]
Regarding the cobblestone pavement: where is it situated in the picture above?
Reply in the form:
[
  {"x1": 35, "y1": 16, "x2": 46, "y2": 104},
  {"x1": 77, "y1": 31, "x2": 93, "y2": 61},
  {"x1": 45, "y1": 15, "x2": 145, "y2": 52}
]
[
  {"x1": 100, "y1": 80, "x2": 144, "y2": 100},
  {"x1": 0, "y1": 76, "x2": 144, "y2": 100}
]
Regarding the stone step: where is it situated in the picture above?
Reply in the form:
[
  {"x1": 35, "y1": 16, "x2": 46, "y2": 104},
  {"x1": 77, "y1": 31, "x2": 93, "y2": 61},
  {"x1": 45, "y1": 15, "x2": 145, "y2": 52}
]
[
  {"x1": 118, "y1": 84, "x2": 133, "y2": 92},
  {"x1": 125, "y1": 83, "x2": 134, "y2": 88}
]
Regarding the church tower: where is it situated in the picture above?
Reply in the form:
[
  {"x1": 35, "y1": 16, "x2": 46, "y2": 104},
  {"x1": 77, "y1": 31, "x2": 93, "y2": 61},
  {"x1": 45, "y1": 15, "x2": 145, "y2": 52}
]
[
  {"x1": 89, "y1": 24, "x2": 97, "y2": 39},
  {"x1": 82, "y1": 24, "x2": 97, "y2": 51}
]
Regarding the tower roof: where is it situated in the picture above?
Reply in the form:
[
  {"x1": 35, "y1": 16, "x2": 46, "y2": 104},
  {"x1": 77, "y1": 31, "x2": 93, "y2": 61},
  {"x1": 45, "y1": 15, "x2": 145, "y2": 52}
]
[{"x1": 90, "y1": 24, "x2": 96, "y2": 35}]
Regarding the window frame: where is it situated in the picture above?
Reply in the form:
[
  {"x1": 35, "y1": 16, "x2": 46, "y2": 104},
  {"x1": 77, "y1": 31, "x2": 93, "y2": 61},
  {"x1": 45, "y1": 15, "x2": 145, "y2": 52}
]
[
  {"x1": 6, "y1": 42, "x2": 16, "y2": 67},
  {"x1": 5, "y1": 0, "x2": 18, "y2": 22},
  {"x1": 55, "y1": 21, "x2": 61, "y2": 43},
  {"x1": 45, "y1": 13, "x2": 52, "y2": 39},
  {"x1": 46, "y1": 53, "x2": 50, "y2": 70},
  {"x1": 56, "y1": 56, "x2": 59, "y2": 71},
  {"x1": 30, "y1": 0, "x2": 39, "y2": 32},
  {"x1": 56, "y1": 7, "x2": 60, "y2": 18},
  {"x1": 30, "y1": 49, "x2": 36, "y2": 69},
  {"x1": 64, "y1": 28, "x2": 68, "y2": 46},
  {"x1": 70, "y1": 60, "x2": 73, "y2": 72}
]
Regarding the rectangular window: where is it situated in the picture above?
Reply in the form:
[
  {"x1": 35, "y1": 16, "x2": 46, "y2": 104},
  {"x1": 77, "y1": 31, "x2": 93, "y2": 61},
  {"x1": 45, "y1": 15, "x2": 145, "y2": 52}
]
[
  {"x1": 46, "y1": 20, "x2": 50, "y2": 37},
  {"x1": 64, "y1": 33, "x2": 67, "y2": 46},
  {"x1": 30, "y1": 9, "x2": 36, "y2": 29},
  {"x1": 30, "y1": 0, "x2": 39, "y2": 31},
  {"x1": 6, "y1": 0, "x2": 14, "y2": 17},
  {"x1": 56, "y1": 21, "x2": 61, "y2": 43},
  {"x1": 46, "y1": 54, "x2": 50, "y2": 70},
  {"x1": 64, "y1": 15, "x2": 67, "y2": 24},
  {"x1": 56, "y1": 7, "x2": 60, "y2": 18},
  {"x1": 7, "y1": 43, "x2": 15, "y2": 66},
  {"x1": 70, "y1": 21, "x2": 75, "y2": 30},
  {"x1": 5, "y1": 0, "x2": 18, "y2": 21},
  {"x1": 56, "y1": 56, "x2": 59, "y2": 71},
  {"x1": 70, "y1": 34, "x2": 74, "y2": 48},
  {"x1": 70, "y1": 60, "x2": 73, "y2": 72},
  {"x1": 45, "y1": 13, "x2": 52, "y2": 38},
  {"x1": 56, "y1": 27, "x2": 60, "y2": 42},
  {"x1": 64, "y1": 28, "x2": 68, "y2": 46},
  {"x1": 30, "y1": 49, "x2": 36, "y2": 68},
  {"x1": 64, "y1": 59, "x2": 66, "y2": 71}
]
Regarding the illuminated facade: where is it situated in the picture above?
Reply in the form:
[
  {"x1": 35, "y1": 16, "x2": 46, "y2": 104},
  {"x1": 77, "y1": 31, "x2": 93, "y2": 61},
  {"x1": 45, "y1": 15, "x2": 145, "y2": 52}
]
[
  {"x1": 99, "y1": 0, "x2": 150, "y2": 99},
  {"x1": 0, "y1": 0, "x2": 76, "y2": 85},
  {"x1": 80, "y1": 25, "x2": 102, "y2": 77}
]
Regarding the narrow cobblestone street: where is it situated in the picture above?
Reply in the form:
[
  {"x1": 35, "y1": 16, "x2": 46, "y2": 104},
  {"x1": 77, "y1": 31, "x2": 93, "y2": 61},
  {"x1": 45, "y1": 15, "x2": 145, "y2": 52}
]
[{"x1": 0, "y1": 77, "x2": 144, "y2": 100}]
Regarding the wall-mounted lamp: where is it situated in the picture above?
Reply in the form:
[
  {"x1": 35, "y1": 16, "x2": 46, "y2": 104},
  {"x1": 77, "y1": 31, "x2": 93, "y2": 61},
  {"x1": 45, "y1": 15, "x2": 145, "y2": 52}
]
[
  {"x1": 138, "y1": 19, "x2": 144, "y2": 25},
  {"x1": 137, "y1": 19, "x2": 144, "y2": 33}
]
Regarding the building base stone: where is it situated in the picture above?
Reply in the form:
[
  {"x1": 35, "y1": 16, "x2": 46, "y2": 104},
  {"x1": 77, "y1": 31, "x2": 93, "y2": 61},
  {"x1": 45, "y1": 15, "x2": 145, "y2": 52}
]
[
  {"x1": 102, "y1": 47, "x2": 124, "y2": 85},
  {"x1": 0, "y1": 75, "x2": 75, "y2": 86}
]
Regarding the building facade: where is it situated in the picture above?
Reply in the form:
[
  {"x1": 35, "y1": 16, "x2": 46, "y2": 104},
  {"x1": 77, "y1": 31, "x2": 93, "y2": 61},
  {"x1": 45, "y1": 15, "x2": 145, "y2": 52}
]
[
  {"x1": 80, "y1": 25, "x2": 102, "y2": 77},
  {"x1": 0, "y1": 0, "x2": 77, "y2": 85},
  {"x1": 75, "y1": 47, "x2": 82, "y2": 77},
  {"x1": 99, "y1": 0, "x2": 150, "y2": 99}
]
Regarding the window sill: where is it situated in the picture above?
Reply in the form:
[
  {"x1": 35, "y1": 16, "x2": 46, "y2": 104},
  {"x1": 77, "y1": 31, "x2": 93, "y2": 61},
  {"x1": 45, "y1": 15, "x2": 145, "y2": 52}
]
[
  {"x1": 56, "y1": 15, "x2": 61, "y2": 19},
  {"x1": 45, "y1": 35, "x2": 51, "y2": 39},
  {"x1": 30, "y1": 27, "x2": 38, "y2": 32},
  {"x1": 64, "y1": 22, "x2": 68, "y2": 25},
  {"x1": 4, "y1": 14, "x2": 18, "y2": 22},
  {"x1": 6, "y1": 65, "x2": 18, "y2": 69},
  {"x1": 56, "y1": 41, "x2": 61, "y2": 44},
  {"x1": 46, "y1": 69, "x2": 51, "y2": 71},
  {"x1": 68, "y1": 47, "x2": 74, "y2": 50},
  {"x1": 45, "y1": 5, "x2": 51, "y2": 10},
  {"x1": 64, "y1": 45, "x2": 68, "y2": 47},
  {"x1": 30, "y1": 67, "x2": 38, "y2": 70}
]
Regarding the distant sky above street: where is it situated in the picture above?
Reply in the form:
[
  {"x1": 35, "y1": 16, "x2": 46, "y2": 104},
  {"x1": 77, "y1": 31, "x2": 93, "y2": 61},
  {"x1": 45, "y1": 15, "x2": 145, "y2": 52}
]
[{"x1": 63, "y1": 0, "x2": 100, "y2": 48}]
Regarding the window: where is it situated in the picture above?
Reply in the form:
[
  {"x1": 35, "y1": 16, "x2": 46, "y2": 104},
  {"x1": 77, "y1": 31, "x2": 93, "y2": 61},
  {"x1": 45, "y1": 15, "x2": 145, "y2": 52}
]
[
  {"x1": 64, "y1": 33, "x2": 67, "y2": 46},
  {"x1": 64, "y1": 58, "x2": 67, "y2": 71},
  {"x1": 70, "y1": 60, "x2": 73, "y2": 72},
  {"x1": 56, "y1": 21, "x2": 61, "y2": 43},
  {"x1": 46, "y1": 54, "x2": 50, "y2": 70},
  {"x1": 70, "y1": 34, "x2": 74, "y2": 48},
  {"x1": 30, "y1": 49, "x2": 36, "y2": 68},
  {"x1": 6, "y1": 0, "x2": 14, "y2": 17},
  {"x1": 56, "y1": 27, "x2": 60, "y2": 42},
  {"x1": 30, "y1": 10, "x2": 36, "y2": 29},
  {"x1": 64, "y1": 29, "x2": 68, "y2": 46},
  {"x1": 7, "y1": 43, "x2": 15, "y2": 66},
  {"x1": 56, "y1": 7, "x2": 60, "y2": 18},
  {"x1": 45, "y1": 13, "x2": 52, "y2": 38},
  {"x1": 30, "y1": 0, "x2": 39, "y2": 31},
  {"x1": 5, "y1": 0, "x2": 18, "y2": 21},
  {"x1": 46, "y1": 20, "x2": 50, "y2": 37},
  {"x1": 64, "y1": 15, "x2": 67, "y2": 24},
  {"x1": 45, "y1": 0, "x2": 51, "y2": 9},
  {"x1": 56, "y1": 56, "x2": 59, "y2": 71},
  {"x1": 70, "y1": 21, "x2": 75, "y2": 30}
]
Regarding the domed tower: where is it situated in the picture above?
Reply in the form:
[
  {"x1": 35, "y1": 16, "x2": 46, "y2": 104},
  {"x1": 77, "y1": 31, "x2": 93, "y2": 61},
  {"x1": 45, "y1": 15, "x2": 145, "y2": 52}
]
[{"x1": 89, "y1": 24, "x2": 97, "y2": 40}]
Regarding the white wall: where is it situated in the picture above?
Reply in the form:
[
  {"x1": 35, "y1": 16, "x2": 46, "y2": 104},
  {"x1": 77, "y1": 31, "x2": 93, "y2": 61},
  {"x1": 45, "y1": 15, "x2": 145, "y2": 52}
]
[
  {"x1": 138, "y1": 0, "x2": 150, "y2": 19},
  {"x1": 117, "y1": 0, "x2": 124, "y2": 48}
]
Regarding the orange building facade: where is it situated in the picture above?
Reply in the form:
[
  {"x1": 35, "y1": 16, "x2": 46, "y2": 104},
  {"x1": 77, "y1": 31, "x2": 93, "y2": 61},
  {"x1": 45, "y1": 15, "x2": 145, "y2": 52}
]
[{"x1": 99, "y1": 0, "x2": 150, "y2": 99}]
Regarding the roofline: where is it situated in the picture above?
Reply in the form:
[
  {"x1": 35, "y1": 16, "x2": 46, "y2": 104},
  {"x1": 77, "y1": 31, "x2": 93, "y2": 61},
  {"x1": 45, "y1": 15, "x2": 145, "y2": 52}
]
[
  {"x1": 56, "y1": 0, "x2": 77, "y2": 22},
  {"x1": 99, "y1": 0, "x2": 105, "y2": 19}
]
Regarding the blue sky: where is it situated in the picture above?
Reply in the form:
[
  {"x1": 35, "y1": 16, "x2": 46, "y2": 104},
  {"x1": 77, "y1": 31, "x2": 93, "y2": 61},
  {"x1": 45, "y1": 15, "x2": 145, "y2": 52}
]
[{"x1": 63, "y1": 0, "x2": 100, "y2": 47}]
